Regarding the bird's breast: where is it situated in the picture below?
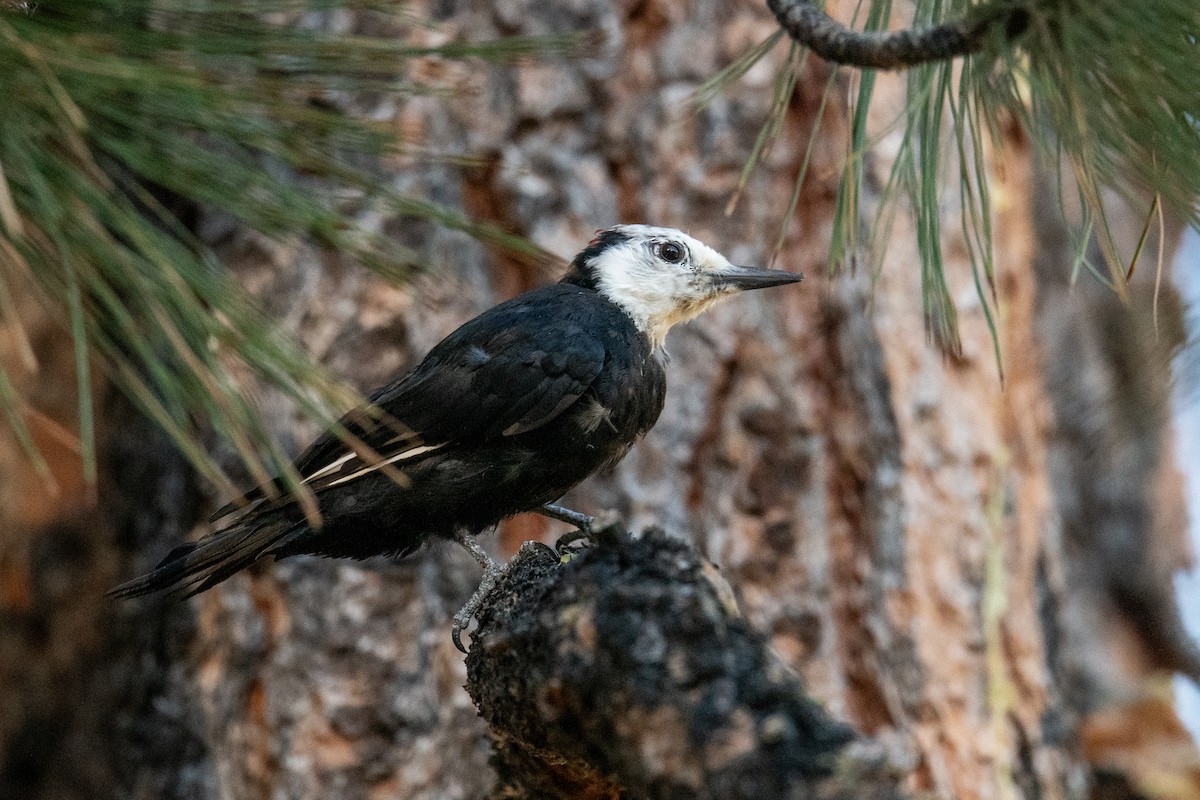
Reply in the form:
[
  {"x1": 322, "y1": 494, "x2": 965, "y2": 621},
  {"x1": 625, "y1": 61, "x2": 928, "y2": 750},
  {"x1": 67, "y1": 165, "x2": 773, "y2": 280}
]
[{"x1": 588, "y1": 348, "x2": 666, "y2": 442}]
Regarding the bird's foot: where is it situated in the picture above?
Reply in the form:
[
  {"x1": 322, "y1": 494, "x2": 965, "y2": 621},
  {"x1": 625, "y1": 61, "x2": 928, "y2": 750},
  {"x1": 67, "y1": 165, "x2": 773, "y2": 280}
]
[
  {"x1": 451, "y1": 529, "x2": 506, "y2": 654},
  {"x1": 451, "y1": 560, "x2": 504, "y2": 654},
  {"x1": 539, "y1": 505, "x2": 630, "y2": 558},
  {"x1": 538, "y1": 503, "x2": 596, "y2": 557},
  {"x1": 538, "y1": 503, "x2": 595, "y2": 533}
]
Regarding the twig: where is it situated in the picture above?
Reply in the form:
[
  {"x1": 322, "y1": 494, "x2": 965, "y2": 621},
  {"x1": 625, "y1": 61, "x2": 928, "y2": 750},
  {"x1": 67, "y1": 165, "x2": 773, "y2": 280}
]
[{"x1": 766, "y1": 0, "x2": 1029, "y2": 69}]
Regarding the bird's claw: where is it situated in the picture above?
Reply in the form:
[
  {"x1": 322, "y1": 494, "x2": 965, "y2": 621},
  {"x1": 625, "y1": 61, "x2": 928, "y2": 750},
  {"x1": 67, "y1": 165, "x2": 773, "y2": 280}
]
[
  {"x1": 554, "y1": 528, "x2": 593, "y2": 559},
  {"x1": 451, "y1": 624, "x2": 467, "y2": 654}
]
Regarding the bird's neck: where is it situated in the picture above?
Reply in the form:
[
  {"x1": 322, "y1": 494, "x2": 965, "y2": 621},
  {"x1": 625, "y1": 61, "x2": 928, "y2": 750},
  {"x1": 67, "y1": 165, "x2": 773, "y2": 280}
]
[
  {"x1": 558, "y1": 266, "x2": 598, "y2": 292},
  {"x1": 554, "y1": 271, "x2": 671, "y2": 353}
]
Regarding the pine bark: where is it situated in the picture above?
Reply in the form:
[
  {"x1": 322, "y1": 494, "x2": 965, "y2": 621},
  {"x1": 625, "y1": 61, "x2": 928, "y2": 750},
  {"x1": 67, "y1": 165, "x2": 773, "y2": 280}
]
[{"x1": 1, "y1": 2, "x2": 1196, "y2": 799}]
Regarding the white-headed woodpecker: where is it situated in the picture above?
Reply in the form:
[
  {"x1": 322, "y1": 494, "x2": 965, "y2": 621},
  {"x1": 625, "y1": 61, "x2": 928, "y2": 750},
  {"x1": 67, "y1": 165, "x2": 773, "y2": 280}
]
[{"x1": 110, "y1": 225, "x2": 802, "y2": 650}]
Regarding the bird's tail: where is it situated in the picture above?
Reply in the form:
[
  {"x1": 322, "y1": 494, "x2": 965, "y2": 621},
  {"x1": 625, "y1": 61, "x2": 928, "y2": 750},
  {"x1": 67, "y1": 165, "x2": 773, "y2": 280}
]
[{"x1": 108, "y1": 518, "x2": 303, "y2": 599}]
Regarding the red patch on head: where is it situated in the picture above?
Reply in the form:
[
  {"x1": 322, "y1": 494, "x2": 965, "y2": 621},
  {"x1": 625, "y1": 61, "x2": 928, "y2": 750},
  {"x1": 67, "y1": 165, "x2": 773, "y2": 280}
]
[{"x1": 588, "y1": 229, "x2": 604, "y2": 247}]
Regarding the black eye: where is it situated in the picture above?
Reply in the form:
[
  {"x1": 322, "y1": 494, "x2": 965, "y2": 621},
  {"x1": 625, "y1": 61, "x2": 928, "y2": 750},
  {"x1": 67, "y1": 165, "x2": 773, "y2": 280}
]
[{"x1": 658, "y1": 242, "x2": 685, "y2": 263}]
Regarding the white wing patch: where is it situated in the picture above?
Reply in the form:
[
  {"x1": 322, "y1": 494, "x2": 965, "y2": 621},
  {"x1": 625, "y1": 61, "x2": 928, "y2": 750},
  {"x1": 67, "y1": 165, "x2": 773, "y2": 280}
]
[
  {"x1": 321, "y1": 444, "x2": 443, "y2": 489},
  {"x1": 302, "y1": 450, "x2": 361, "y2": 483}
]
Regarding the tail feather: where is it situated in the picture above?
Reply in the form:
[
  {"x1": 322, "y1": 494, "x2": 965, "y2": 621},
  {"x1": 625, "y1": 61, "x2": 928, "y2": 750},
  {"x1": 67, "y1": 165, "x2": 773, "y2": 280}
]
[{"x1": 108, "y1": 519, "x2": 303, "y2": 599}]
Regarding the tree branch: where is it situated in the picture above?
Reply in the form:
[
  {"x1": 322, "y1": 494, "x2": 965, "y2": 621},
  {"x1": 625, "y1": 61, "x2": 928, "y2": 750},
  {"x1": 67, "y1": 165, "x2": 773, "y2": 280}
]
[
  {"x1": 766, "y1": 0, "x2": 1029, "y2": 69},
  {"x1": 463, "y1": 523, "x2": 905, "y2": 799}
]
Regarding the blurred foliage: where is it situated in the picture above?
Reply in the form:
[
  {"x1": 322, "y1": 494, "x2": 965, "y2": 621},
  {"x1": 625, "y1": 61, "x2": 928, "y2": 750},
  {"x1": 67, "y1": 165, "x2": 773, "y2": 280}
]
[
  {"x1": 0, "y1": 0, "x2": 575, "y2": 510},
  {"x1": 705, "y1": 0, "x2": 1200, "y2": 372}
]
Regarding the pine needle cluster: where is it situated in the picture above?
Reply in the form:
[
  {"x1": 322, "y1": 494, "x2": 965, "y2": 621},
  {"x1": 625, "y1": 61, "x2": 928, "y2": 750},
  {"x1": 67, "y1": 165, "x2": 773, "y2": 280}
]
[
  {"x1": 706, "y1": 0, "x2": 1200, "y2": 372},
  {"x1": 0, "y1": 1, "x2": 574, "y2": 505}
]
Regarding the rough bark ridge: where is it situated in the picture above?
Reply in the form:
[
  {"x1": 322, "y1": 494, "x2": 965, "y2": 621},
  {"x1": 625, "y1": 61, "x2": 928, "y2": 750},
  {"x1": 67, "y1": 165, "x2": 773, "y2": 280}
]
[{"x1": 463, "y1": 524, "x2": 883, "y2": 799}]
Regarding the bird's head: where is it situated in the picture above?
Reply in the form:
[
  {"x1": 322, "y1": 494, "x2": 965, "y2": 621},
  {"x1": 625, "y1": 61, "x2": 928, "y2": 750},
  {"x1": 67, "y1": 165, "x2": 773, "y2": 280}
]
[{"x1": 562, "y1": 224, "x2": 802, "y2": 346}]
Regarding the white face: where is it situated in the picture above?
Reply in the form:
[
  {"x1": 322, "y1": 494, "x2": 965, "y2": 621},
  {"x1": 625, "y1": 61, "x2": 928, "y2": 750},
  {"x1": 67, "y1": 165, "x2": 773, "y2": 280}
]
[{"x1": 587, "y1": 225, "x2": 748, "y2": 346}]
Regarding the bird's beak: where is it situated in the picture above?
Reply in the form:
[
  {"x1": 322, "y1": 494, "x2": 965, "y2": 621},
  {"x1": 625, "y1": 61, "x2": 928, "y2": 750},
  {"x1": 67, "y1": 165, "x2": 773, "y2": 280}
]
[{"x1": 711, "y1": 265, "x2": 804, "y2": 292}]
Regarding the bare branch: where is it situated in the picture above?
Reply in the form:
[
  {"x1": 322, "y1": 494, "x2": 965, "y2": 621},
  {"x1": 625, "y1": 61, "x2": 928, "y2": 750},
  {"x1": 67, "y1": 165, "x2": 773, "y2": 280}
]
[{"x1": 766, "y1": 0, "x2": 1029, "y2": 69}]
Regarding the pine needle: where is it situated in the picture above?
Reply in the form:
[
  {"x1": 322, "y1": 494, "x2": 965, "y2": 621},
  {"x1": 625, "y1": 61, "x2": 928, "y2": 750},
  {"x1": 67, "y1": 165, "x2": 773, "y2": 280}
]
[
  {"x1": 726, "y1": 42, "x2": 807, "y2": 218},
  {"x1": 1125, "y1": 194, "x2": 1160, "y2": 283},
  {"x1": 0, "y1": 362, "x2": 55, "y2": 489},
  {"x1": 771, "y1": 65, "x2": 839, "y2": 263},
  {"x1": 830, "y1": 0, "x2": 893, "y2": 270},
  {"x1": 693, "y1": 30, "x2": 785, "y2": 110},
  {"x1": 60, "y1": 242, "x2": 97, "y2": 496}
]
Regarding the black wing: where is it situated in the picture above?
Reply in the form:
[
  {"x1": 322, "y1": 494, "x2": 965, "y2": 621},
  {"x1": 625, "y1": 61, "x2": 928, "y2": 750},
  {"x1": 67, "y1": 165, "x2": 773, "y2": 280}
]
[{"x1": 212, "y1": 287, "x2": 608, "y2": 520}]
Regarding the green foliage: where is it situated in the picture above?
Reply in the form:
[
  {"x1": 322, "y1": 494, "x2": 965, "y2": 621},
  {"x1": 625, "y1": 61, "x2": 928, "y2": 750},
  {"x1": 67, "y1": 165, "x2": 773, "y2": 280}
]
[
  {"x1": 977, "y1": 0, "x2": 1200, "y2": 281},
  {"x1": 711, "y1": 0, "x2": 1200, "y2": 371},
  {"x1": 0, "y1": 1, "x2": 574, "y2": 508}
]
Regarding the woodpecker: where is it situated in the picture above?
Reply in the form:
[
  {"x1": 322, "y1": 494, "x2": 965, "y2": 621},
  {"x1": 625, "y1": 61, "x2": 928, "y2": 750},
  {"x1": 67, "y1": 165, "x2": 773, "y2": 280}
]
[{"x1": 110, "y1": 225, "x2": 802, "y2": 650}]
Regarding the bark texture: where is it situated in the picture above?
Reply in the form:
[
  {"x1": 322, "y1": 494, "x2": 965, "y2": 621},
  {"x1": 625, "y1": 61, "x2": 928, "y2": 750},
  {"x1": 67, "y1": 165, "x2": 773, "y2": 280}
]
[
  {"x1": 464, "y1": 524, "x2": 882, "y2": 799},
  {"x1": 1, "y1": 1, "x2": 1197, "y2": 799}
]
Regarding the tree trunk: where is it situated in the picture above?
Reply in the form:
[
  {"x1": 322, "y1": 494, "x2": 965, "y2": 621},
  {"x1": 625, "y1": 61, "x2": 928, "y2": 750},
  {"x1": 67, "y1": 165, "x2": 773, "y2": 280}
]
[{"x1": 2, "y1": 1, "x2": 1196, "y2": 799}]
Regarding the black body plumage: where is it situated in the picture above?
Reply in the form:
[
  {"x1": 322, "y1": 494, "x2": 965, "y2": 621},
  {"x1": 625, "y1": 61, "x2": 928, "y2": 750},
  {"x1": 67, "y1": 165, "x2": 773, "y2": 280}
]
[
  {"x1": 111, "y1": 252, "x2": 664, "y2": 597},
  {"x1": 281, "y1": 282, "x2": 666, "y2": 560},
  {"x1": 110, "y1": 224, "x2": 800, "y2": 603}
]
